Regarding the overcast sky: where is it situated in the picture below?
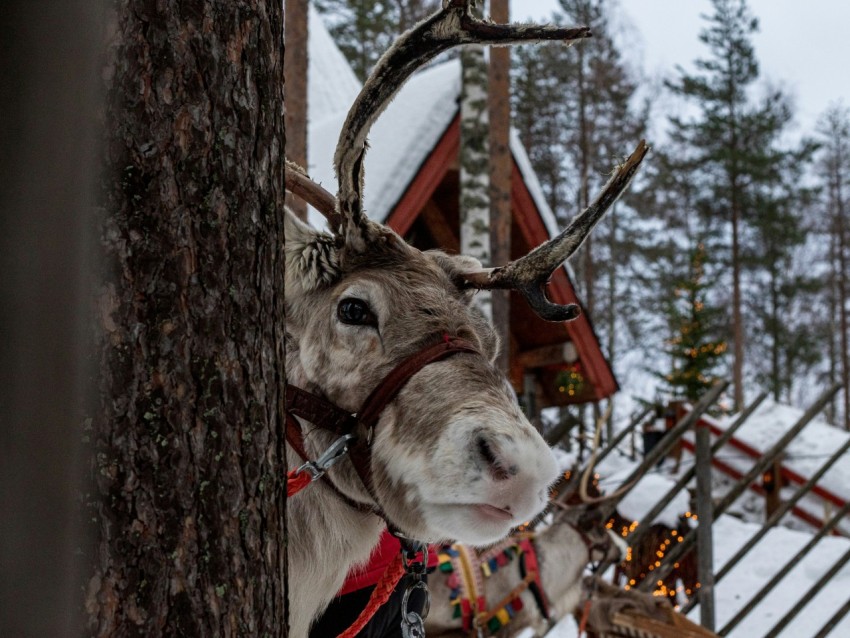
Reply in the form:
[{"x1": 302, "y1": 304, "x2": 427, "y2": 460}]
[{"x1": 509, "y1": 0, "x2": 850, "y2": 134}]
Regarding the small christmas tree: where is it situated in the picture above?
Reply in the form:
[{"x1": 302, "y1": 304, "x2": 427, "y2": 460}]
[{"x1": 660, "y1": 243, "x2": 728, "y2": 401}]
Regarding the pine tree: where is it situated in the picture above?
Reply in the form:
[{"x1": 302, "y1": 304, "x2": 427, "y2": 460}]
[
  {"x1": 665, "y1": 0, "x2": 805, "y2": 409},
  {"x1": 660, "y1": 243, "x2": 728, "y2": 402}
]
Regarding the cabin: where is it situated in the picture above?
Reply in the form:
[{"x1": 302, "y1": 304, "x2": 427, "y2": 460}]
[{"x1": 299, "y1": 6, "x2": 617, "y2": 421}]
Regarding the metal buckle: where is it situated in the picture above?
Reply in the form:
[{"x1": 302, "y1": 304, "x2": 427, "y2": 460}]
[{"x1": 295, "y1": 434, "x2": 356, "y2": 481}]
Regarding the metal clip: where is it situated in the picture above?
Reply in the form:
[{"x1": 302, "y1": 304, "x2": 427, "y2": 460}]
[
  {"x1": 400, "y1": 543, "x2": 430, "y2": 638},
  {"x1": 295, "y1": 434, "x2": 356, "y2": 481},
  {"x1": 401, "y1": 579, "x2": 430, "y2": 638}
]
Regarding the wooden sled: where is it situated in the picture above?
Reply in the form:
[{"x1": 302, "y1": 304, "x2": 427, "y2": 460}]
[
  {"x1": 600, "y1": 608, "x2": 719, "y2": 638},
  {"x1": 581, "y1": 576, "x2": 719, "y2": 638}
]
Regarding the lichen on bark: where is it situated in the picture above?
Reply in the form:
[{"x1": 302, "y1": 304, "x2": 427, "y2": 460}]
[{"x1": 87, "y1": 2, "x2": 288, "y2": 635}]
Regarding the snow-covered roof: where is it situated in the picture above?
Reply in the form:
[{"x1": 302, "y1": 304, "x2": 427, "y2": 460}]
[
  {"x1": 307, "y1": 4, "x2": 360, "y2": 125},
  {"x1": 306, "y1": 15, "x2": 564, "y2": 243}
]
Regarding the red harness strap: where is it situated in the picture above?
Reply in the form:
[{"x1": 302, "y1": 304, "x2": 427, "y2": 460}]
[
  {"x1": 517, "y1": 537, "x2": 550, "y2": 621},
  {"x1": 286, "y1": 468, "x2": 312, "y2": 497},
  {"x1": 337, "y1": 552, "x2": 406, "y2": 638},
  {"x1": 285, "y1": 335, "x2": 480, "y2": 636}
]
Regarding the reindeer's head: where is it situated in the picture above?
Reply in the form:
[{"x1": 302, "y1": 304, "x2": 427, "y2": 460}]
[
  {"x1": 287, "y1": 212, "x2": 560, "y2": 543},
  {"x1": 285, "y1": 0, "x2": 648, "y2": 545}
]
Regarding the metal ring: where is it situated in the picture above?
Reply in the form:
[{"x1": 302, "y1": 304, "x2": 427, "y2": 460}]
[{"x1": 402, "y1": 579, "x2": 431, "y2": 621}]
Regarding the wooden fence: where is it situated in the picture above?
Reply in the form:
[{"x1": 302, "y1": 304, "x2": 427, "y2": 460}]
[{"x1": 583, "y1": 381, "x2": 850, "y2": 638}]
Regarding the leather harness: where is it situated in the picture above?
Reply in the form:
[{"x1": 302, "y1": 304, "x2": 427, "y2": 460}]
[{"x1": 285, "y1": 334, "x2": 480, "y2": 525}]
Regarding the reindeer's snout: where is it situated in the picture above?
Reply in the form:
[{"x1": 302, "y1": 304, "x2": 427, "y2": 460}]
[
  {"x1": 474, "y1": 435, "x2": 518, "y2": 482},
  {"x1": 464, "y1": 425, "x2": 558, "y2": 529}
]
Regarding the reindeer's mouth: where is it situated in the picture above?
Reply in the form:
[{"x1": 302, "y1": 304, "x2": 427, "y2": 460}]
[{"x1": 472, "y1": 503, "x2": 514, "y2": 522}]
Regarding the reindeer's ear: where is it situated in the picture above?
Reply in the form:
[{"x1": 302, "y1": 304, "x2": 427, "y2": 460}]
[
  {"x1": 285, "y1": 207, "x2": 341, "y2": 292},
  {"x1": 427, "y1": 251, "x2": 485, "y2": 304}
]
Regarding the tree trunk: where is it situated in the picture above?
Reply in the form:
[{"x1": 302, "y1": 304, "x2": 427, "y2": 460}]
[
  {"x1": 86, "y1": 2, "x2": 288, "y2": 635},
  {"x1": 605, "y1": 205, "x2": 619, "y2": 441},
  {"x1": 460, "y1": 39, "x2": 492, "y2": 322},
  {"x1": 0, "y1": 3, "x2": 98, "y2": 635},
  {"x1": 284, "y1": 0, "x2": 308, "y2": 220},
  {"x1": 834, "y1": 153, "x2": 850, "y2": 430},
  {"x1": 489, "y1": 0, "x2": 511, "y2": 375},
  {"x1": 730, "y1": 174, "x2": 745, "y2": 411},
  {"x1": 770, "y1": 270, "x2": 780, "y2": 401}
]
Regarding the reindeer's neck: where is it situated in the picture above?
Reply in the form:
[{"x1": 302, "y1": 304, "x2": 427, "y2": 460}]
[{"x1": 285, "y1": 334, "x2": 386, "y2": 636}]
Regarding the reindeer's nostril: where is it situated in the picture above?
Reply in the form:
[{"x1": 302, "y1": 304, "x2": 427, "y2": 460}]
[{"x1": 476, "y1": 436, "x2": 510, "y2": 481}]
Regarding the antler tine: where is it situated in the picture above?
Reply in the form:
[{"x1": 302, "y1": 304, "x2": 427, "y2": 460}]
[
  {"x1": 284, "y1": 161, "x2": 342, "y2": 229},
  {"x1": 463, "y1": 140, "x2": 650, "y2": 321},
  {"x1": 333, "y1": 0, "x2": 592, "y2": 237}
]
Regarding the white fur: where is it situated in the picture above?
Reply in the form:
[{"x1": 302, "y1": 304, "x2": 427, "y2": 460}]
[{"x1": 285, "y1": 208, "x2": 560, "y2": 634}]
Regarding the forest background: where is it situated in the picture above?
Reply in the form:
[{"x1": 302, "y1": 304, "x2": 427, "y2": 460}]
[{"x1": 314, "y1": 0, "x2": 850, "y2": 429}]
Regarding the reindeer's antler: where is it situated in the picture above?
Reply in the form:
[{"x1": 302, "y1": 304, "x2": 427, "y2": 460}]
[
  {"x1": 285, "y1": 0, "x2": 649, "y2": 323},
  {"x1": 333, "y1": 0, "x2": 592, "y2": 237},
  {"x1": 462, "y1": 140, "x2": 650, "y2": 321},
  {"x1": 285, "y1": 161, "x2": 341, "y2": 228}
]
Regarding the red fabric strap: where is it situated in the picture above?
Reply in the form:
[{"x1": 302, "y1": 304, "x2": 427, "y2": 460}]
[
  {"x1": 286, "y1": 469, "x2": 312, "y2": 497},
  {"x1": 337, "y1": 552, "x2": 406, "y2": 638}
]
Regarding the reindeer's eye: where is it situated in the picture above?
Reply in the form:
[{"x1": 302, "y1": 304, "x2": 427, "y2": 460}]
[{"x1": 337, "y1": 298, "x2": 377, "y2": 327}]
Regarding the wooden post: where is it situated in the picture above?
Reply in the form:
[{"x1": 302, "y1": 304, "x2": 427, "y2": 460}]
[
  {"x1": 284, "y1": 0, "x2": 308, "y2": 220},
  {"x1": 489, "y1": 0, "x2": 511, "y2": 374},
  {"x1": 762, "y1": 455, "x2": 783, "y2": 519},
  {"x1": 638, "y1": 383, "x2": 842, "y2": 594},
  {"x1": 626, "y1": 393, "x2": 765, "y2": 556},
  {"x1": 694, "y1": 420, "x2": 715, "y2": 631},
  {"x1": 677, "y1": 407, "x2": 850, "y2": 618}
]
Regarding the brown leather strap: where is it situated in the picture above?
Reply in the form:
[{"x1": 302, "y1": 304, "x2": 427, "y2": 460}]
[
  {"x1": 285, "y1": 385, "x2": 357, "y2": 435},
  {"x1": 285, "y1": 335, "x2": 480, "y2": 524},
  {"x1": 358, "y1": 336, "x2": 478, "y2": 431}
]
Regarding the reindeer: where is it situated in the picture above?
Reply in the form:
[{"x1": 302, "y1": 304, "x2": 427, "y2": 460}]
[
  {"x1": 283, "y1": 2, "x2": 648, "y2": 635},
  {"x1": 424, "y1": 506, "x2": 625, "y2": 637}
]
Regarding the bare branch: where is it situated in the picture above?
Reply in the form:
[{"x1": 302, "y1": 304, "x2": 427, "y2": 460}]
[
  {"x1": 462, "y1": 140, "x2": 650, "y2": 321},
  {"x1": 333, "y1": 0, "x2": 592, "y2": 235},
  {"x1": 284, "y1": 161, "x2": 341, "y2": 228}
]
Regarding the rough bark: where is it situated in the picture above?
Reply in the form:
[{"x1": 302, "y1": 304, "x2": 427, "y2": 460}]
[
  {"x1": 86, "y1": 2, "x2": 288, "y2": 635},
  {"x1": 488, "y1": 0, "x2": 511, "y2": 374},
  {"x1": 284, "y1": 0, "x2": 308, "y2": 220},
  {"x1": 0, "y1": 2, "x2": 98, "y2": 635}
]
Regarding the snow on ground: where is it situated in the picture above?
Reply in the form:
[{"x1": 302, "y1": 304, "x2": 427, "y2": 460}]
[
  {"x1": 694, "y1": 515, "x2": 850, "y2": 638},
  {"x1": 705, "y1": 399, "x2": 850, "y2": 503},
  {"x1": 535, "y1": 442, "x2": 850, "y2": 638},
  {"x1": 535, "y1": 514, "x2": 850, "y2": 638}
]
